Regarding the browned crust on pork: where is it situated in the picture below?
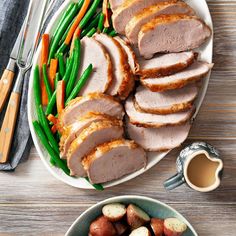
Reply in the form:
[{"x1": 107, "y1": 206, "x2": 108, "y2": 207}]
[
  {"x1": 82, "y1": 139, "x2": 142, "y2": 170},
  {"x1": 67, "y1": 120, "x2": 123, "y2": 163},
  {"x1": 114, "y1": 36, "x2": 140, "y2": 73},
  {"x1": 110, "y1": 36, "x2": 135, "y2": 100},
  {"x1": 138, "y1": 54, "x2": 195, "y2": 79},
  {"x1": 134, "y1": 97, "x2": 195, "y2": 115},
  {"x1": 140, "y1": 65, "x2": 213, "y2": 92}
]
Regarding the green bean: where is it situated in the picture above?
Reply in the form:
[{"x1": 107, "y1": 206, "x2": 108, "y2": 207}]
[
  {"x1": 66, "y1": 38, "x2": 81, "y2": 97},
  {"x1": 57, "y1": 42, "x2": 69, "y2": 55},
  {"x1": 33, "y1": 121, "x2": 70, "y2": 175},
  {"x1": 54, "y1": 73, "x2": 60, "y2": 89},
  {"x1": 57, "y1": 53, "x2": 66, "y2": 77},
  {"x1": 42, "y1": 64, "x2": 53, "y2": 100},
  {"x1": 81, "y1": 12, "x2": 101, "y2": 37},
  {"x1": 97, "y1": 13, "x2": 104, "y2": 32},
  {"x1": 66, "y1": 64, "x2": 93, "y2": 105},
  {"x1": 33, "y1": 65, "x2": 41, "y2": 107},
  {"x1": 108, "y1": 29, "x2": 117, "y2": 37},
  {"x1": 51, "y1": 3, "x2": 75, "y2": 44},
  {"x1": 85, "y1": 177, "x2": 104, "y2": 191},
  {"x1": 59, "y1": 18, "x2": 76, "y2": 46},
  {"x1": 38, "y1": 105, "x2": 59, "y2": 154},
  {"x1": 48, "y1": 3, "x2": 80, "y2": 63},
  {"x1": 79, "y1": 0, "x2": 101, "y2": 29},
  {"x1": 45, "y1": 54, "x2": 75, "y2": 115},
  {"x1": 103, "y1": 27, "x2": 109, "y2": 34},
  {"x1": 86, "y1": 27, "x2": 96, "y2": 37}
]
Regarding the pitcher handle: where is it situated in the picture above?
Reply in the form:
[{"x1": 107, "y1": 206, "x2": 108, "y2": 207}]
[{"x1": 164, "y1": 173, "x2": 185, "y2": 191}]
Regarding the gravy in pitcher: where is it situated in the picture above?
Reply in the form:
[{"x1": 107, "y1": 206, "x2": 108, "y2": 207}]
[{"x1": 187, "y1": 154, "x2": 219, "y2": 188}]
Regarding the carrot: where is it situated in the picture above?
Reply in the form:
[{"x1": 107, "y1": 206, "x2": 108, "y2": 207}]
[
  {"x1": 47, "y1": 114, "x2": 58, "y2": 125},
  {"x1": 56, "y1": 80, "x2": 65, "y2": 114},
  {"x1": 64, "y1": 0, "x2": 90, "y2": 46},
  {"x1": 51, "y1": 125, "x2": 58, "y2": 134},
  {"x1": 49, "y1": 59, "x2": 58, "y2": 90},
  {"x1": 41, "y1": 34, "x2": 50, "y2": 105},
  {"x1": 70, "y1": 27, "x2": 81, "y2": 54},
  {"x1": 102, "y1": 0, "x2": 109, "y2": 28}
]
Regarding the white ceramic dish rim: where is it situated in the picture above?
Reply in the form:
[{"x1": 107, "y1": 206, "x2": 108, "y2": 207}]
[
  {"x1": 65, "y1": 195, "x2": 198, "y2": 236},
  {"x1": 28, "y1": 0, "x2": 213, "y2": 189}
]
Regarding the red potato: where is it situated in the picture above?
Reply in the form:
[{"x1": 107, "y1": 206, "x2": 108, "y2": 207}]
[
  {"x1": 129, "y1": 226, "x2": 151, "y2": 236},
  {"x1": 89, "y1": 216, "x2": 117, "y2": 236},
  {"x1": 164, "y1": 218, "x2": 187, "y2": 236},
  {"x1": 126, "y1": 204, "x2": 150, "y2": 229},
  {"x1": 102, "y1": 203, "x2": 127, "y2": 222},
  {"x1": 150, "y1": 218, "x2": 164, "y2": 236},
  {"x1": 114, "y1": 222, "x2": 128, "y2": 235}
]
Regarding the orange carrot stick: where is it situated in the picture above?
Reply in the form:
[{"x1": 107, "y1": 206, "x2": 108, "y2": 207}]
[
  {"x1": 51, "y1": 125, "x2": 58, "y2": 134},
  {"x1": 41, "y1": 34, "x2": 50, "y2": 105},
  {"x1": 64, "y1": 0, "x2": 90, "y2": 46},
  {"x1": 49, "y1": 59, "x2": 58, "y2": 90},
  {"x1": 47, "y1": 114, "x2": 58, "y2": 125},
  {"x1": 70, "y1": 27, "x2": 81, "y2": 54},
  {"x1": 56, "y1": 80, "x2": 65, "y2": 114},
  {"x1": 103, "y1": 0, "x2": 109, "y2": 28}
]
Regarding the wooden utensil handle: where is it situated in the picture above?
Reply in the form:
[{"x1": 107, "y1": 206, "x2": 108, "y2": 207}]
[
  {"x1": 0, "y1": 92, "x2": 20, "y2": 164},
  {"x1": 0, "y1": 69, "x2": 15, "y2": 113}
]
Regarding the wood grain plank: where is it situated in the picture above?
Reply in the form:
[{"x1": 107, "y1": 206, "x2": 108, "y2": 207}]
[
  {"x1": 0, "y1": 204, "x2": 235, "y2": 236},
  {"x1": 0, "y1": 140, "x2": 235, "y2": 205}
]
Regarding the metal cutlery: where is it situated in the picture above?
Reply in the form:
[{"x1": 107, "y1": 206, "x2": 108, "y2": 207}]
[
  {"x1": 0, "y1": 0, "x2": 49, "y2": 164},
  {"x1": 0, "y1": 0, "x2": 58, "y2": 113}
]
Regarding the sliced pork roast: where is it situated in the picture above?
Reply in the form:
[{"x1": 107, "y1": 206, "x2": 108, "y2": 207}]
[
  {"x1": 139, "y1": 14, "x2": 212, "y2": 58},
  {"x1": 78, "y1": 37, "x2": 112, "y2": 95},
  {"x1": 67, "y1": 119, "x2": 124, "y2": 177},
  {"x1": 141, "y1": 61, "x2": 213, "y2": 92},
  {"x1": 58, "y1": 93, "x2": 124, "y2": 128},
  {"x1": 114, "y1": 36, "x2": 139, "y2": 74},
  {"x1": 60, "y1": 113, "x2": 117, "y2": 159},
  {"x1": 125, "y1": 96, "x2": 194, "y2": 128},
  {"x1": 82, "y1": 139, "x2": 147, "y2": 184},
  {"x1": 112, "y1": 0, "x2": 177, "y2": 34},
  {"x1": 134, "y1": 84, "x2": 198, "y2": 115},
  {"x1": 94, "y1": 33, "x2": 134, "y2": 100},
  {"x1": 126, "y1": 1, "x2": 195, "y2": 44},
  {"x1": 137, "y1": 51, "x2": 195, "y2": 78},
  {"x1": 126, "y1": 118, "x2": 191, "y2": 151},
  {"x1": 110, "y1": 0, "x2": 125, "y2": 10}
]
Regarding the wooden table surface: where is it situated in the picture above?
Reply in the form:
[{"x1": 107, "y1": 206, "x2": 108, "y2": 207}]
[{"x1": 0, "y1": 0, "x2": 236, "y2": 235}]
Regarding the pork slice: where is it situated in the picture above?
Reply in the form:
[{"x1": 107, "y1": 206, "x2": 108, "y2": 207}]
[
  {"x1": 112, "y1": 0, "x2": 177, "y2": 34},
  {"x1": 114, "y1": 36, "x2": 139, "y2": 74},
  {"x1": 110, "y1": 0, "x2": 125, "y2": 11},
  {"x1": 82, "y1": 139, "x2": 147, "y2": 184},
  {"x1": 125, "y1": 96, "x2": 194, "y2": 128},
  {"x1": 139, "y1": 14, "x2": 212, "y2": 58},
  {"x1": 78, "y1": 37, "x2": 112, "y2": 96},
  {"x1": 67, "y1": 120, "x2": 124, "y2": 177},
  {"x1": 126, "y1": 1, "x2": 195, "y2": 44},
  {"x1": 94, "y1": 33, "x2": 134, "y2": 100},
  {"x1": 141, "y1": 61, "x2": 213, "y2": 92},
  {"x1": 59, "y1": 113, "x2": 117, "y2": 159},
  {"x1": 58, "y1": 93, "x2": 124, "y2": 128},
  {"x1": 137, "y1": 51, "x2": 195, "y2": 78},
  {"x1": 134, "y1": 84, "x2": 198, "y2": 115},
  {"x1": 126, "y1": 117, "x2": 191, "y2": 151}
]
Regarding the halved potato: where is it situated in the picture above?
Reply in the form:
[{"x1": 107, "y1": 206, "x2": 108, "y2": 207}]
[
  {"x1": 150, "y1": 218, "x2": 164, "y2": 236},
  {"x1": 102, "y1": 203, "x2": 127, "y2": 222},
  {"x1": 129, "y1": 226, "x2": 151, "y2": 236},
  {"x1": 114, "y1": 221, "x2": 128, "y2": 235},
  {"x1": 89, "y1": 216, "x2": 117, "y2": 236},
  {"x1": 126, "y1": 204, "x2": 150, "y2": 228},
  {"x1": 163, "y1": 218, "x2": 187, "y2": 236}
]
